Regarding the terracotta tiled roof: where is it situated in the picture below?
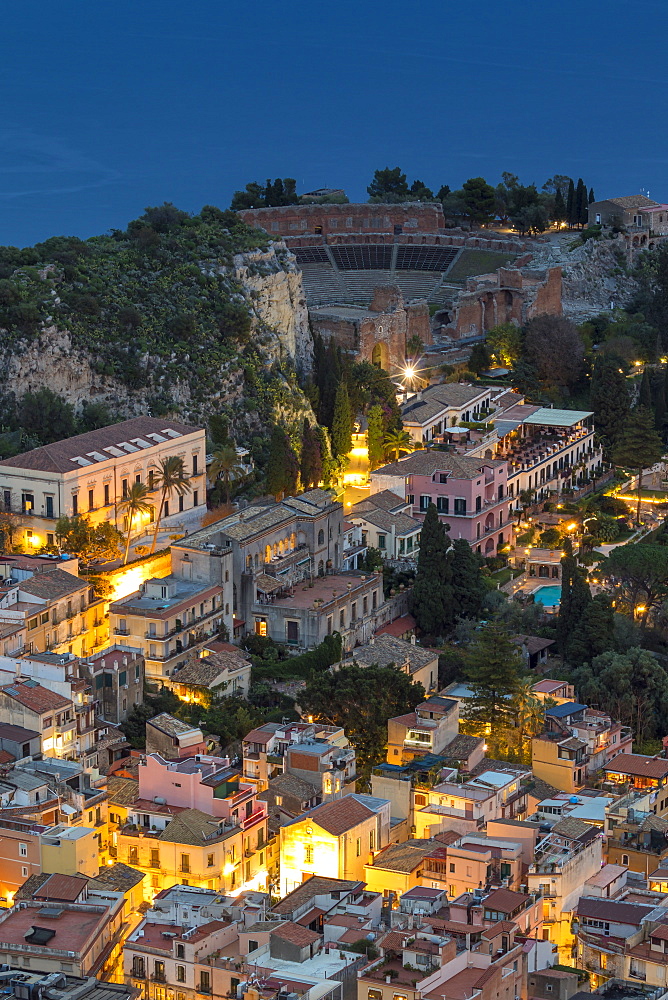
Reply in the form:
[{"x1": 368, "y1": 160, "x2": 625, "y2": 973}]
[
  {"x1": 552, "y1": 817, "x2": 596, "y2": 841},
  {"x1": 107, "y1": 776, "x2": 139, "y2": 806},
  {"x1": 0, "y1": 417, "x2": 200, "y2": 473},
  {"x1": 1, "y1": 680, "x2": 71, "y2": 713},
  {"x1": 158, "y1": 809, "x2": 229, "y2": 847},
  {"x1": 87, "y1": 862, "x2": 145, "y2": 891},
  {"x1": 14, "y1": 873, "x2": 49, "y2": 901},
  {"x1": 483, "y1": 887, "x2": 530, "y2": 913},
  {"x1": 172, "y1": 650, "x2": 250, "y2": 688},
  {"x1": 374, "y1": 450, "x2": 502, "y2": 481},
  {"x1": 605, "y1": 753, "x2": 668, "y2": 779},
  {"x1": 271, "y1": 876, "x2": 363, "y2": 915},
  {"x1": 20, "y1": 569, "x2": 88, "y2": 601},
  {"x1": 304, "y1": 796, "x2": 374, "y2": 836},
  {"x1": 375, "y1": 615, "x2": 416, "y2": 638},
  {"x1": 271, "y1": 921, "x2": 321, "y2": 946},
  {"x1": 369, "y1": 839, "x2": 436, "y2": 874}
]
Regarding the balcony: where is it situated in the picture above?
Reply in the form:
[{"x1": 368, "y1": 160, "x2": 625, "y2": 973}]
[{"x1": 151, "y1": 973, "x2": 166, "y2": 983}]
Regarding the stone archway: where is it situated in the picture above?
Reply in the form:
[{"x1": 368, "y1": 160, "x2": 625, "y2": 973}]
[{"x1": 372, "y1": 342, "x2": 389, "y2": 369}]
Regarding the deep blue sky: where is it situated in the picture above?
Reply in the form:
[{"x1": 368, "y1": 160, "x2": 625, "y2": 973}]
[{"x1": 2, "y1": 0, "x2": 667, "y2": 247}]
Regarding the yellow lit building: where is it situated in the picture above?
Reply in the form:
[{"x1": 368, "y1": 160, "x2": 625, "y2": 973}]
[
  {"x1": 118, "y1": 807, "x2": 268, "y2": 900},
  {"x1": 41, "y1": 824, "x2": 100, "y2": 877},
  {"x1": 531, "y1": 733, "x2": 588, "y2": 793},
  {"x1": 279, "y1": 793, "x2": 391, "y2": 897}
]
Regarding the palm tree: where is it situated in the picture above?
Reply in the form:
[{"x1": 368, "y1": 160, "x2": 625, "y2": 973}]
[
  {"x1": 118, "y1": 482, "x2": 154, "y2": 565},
  {"x1": 512, "y1": 677, "x2": 546, "y2": 763},
  {"x1": 150, "y1": 456, "x2": 191, "y2": 553},
  {"x1": 208, "y1": 445, "x2": 244, "y2": 503},
  {"x1": 383, "y1": 428, "x2": 415, "y2": 462}
]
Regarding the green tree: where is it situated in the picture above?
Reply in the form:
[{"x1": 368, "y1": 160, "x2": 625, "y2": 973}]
[
  {"x1": 613, "y1": 406, "x2": 664, "y2": 523},
  {"x1": 331, "y1": 381, "x2": 353, "y2": 459},
  {"x1": 451, "y1": 539, "x2": 487, "y2": 619},
  {"x1": 19, "y1": 388, "x2": 77, "y2": 445},
  {"x1": 55, "y1": 514, "x2": 122, "y2": 565},
  {"x1": 266, "y1": 425, "x2": 299, "y2": 499},
  {"x1": 300, "y1": 420, "x2": 323, "y2": 490},
  {"x1": 511, "y1": 677, "x2": 547, "y2": 763},
  {"x1": 589, "y1": 187, "x2": 595, "y2": 204},
  {"x1": 567, "y1": 594, "x2": 616, "y2": 664},
  {"x1": 469, "y1": 343, "x2": 490, "y2": 374},
  {"x1": 590, "y1": 356, "x2": 631, "y2": 458},
  {"x1": 118, "y1": 482, "x2": 154, "y2": 565},
  {"x1": 523, "y1": 315, "x2": 584, "y2": 391},
  {"x1": 486, "y1": 323, "x2": 523, "y2": 367},
  {"x1": 149, "y1": 456, "x2": 191, "y2": 553},
  {"x1": 367, "y1": 167, "x2": 410, "y2": 202},
  {"x1": 299, "y1": 663, "x2": 425, "y2": 784},
  {"x1": 383, "y1": 428, "x2": 414, "y2": 461},
  {"x1": 366, "y1": 404, "x2": 385, "y2": 472},
  {"x1": 557, "y1": 538, "x2": 592, "y2": 661},
  {"x1": 571, "y1": 647, "x2": 668, "y2": 744},
  {"x1": 78, "y1": 401, "x2": 112, "y2": 432},
  {"x1": 566, "y1": 179, "x2": 576, "y2": 227},
  {"x1": 539, "y1": 527, "x2": 562, "y2": 549},
  {"x1": 639, "y1": 368, "x2": 652, "y2": 408},
  {"x1": 409, "y1": 179, "x2": 435, "y2": 201},
  {"x1": 462, "y1": 622, "x2": 522, "y2": 735},
  {"x1": 461, "y1": 177, "x2": 496, "y2": 225},
  {"x1": 553, "y1": 188, "x2": 566, "y2": 223},
  {"x1": 410, "y1": 503, "x2": 453, "y2": 636},
  {"x1": 209, "y1": 445, "x2": 245, "y2": 503},
  {"x1": 601, "y1": 542, "x2": 668, "y2": 626}
]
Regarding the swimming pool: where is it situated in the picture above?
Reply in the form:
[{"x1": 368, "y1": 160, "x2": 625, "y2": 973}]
[{"x1": 533, "y1": 585, "x2": 562, "y2": 607}]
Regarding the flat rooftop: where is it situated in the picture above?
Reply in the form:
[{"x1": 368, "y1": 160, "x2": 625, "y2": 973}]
[
  {"x1": 0, "y1": 903, "x2": 108, "y2": 953},
  {"x1": 262, "y1": 573, "x2": 378, "y2": 611}
]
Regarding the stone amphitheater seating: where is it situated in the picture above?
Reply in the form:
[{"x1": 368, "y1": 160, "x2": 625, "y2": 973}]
[
  {"x1": 330, "y1": 244, "x2": 393, "y2": 270},
  {"x1": 395, "y1": 245, "x2": 459, "y2": 270},
  {"x1": 299, "y1": 264, "x2": 345, "y2": 305}
]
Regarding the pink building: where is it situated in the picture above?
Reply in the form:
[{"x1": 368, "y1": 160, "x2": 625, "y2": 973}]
[
  {"x1": 370, "y1": 452, "x2": 511, "y2": 555},
  {"x1": 139, "y1": 752, "x2": 267, "y2": 827}
]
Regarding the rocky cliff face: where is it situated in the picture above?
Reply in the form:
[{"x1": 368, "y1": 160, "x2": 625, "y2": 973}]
[
  {"x1": 232, "y1": 243, "x2": 312, "y2": 370},
  {"x1": 561, "y1": 238, "x2": 640, "y2": 320},
  {"x1": 0, "y1": 243, "x2": 314, "y2": 442}
]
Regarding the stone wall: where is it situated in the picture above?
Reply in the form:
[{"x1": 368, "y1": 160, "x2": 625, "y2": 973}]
[
  {"x1": 239, "y1": 202, "x2": 446, "y2": 237},
  {"x1": 444, "y1": 267, "x2": 563, "y2": 340},
  {"x1": 311, "y1": 286, "x2": 432, "y2": 369},
  {"x1": 283, "y1": 230, "x2": 527, "y2": 252}
]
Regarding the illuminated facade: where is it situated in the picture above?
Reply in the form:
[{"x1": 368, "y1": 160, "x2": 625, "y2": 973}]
[
  {"x1": 279, "y1": 793, "x2": 391, "y2": 896},
  {"x1": 0, "y1": 417, "x2": 207, "y2": 551}
]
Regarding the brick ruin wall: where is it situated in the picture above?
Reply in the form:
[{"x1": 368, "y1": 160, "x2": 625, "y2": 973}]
[
  {"x1": 238, "y1": 202, "x2": 446, "y2": 237},
  {"x1": 311, "y1": 286, "x2": 432, "y2": 370},
  {"x1": 443, "y1": 267, "x2": 563, "y2": 340}
]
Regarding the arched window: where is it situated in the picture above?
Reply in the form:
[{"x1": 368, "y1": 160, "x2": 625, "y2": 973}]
[{"x1": 318, "y1": 529, "x2": 324, "y2": 545}]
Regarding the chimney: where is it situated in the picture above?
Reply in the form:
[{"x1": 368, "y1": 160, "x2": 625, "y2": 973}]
[
  {"x1": 410, "y1": 634, "x2": 416, "y2": 645},
  {"x1": 370, "y1": 635, "x2": 375, "y2": 646}
]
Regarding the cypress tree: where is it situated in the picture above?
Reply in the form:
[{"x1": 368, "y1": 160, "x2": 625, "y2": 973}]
[
  {"x1": 463, "y1": 622, "x2": 522, "y2": 732},
  {"x1": 566, "y1": 179, "x2": 575, "y2": 227},
  {"x1": 266, "y1": 425, "x2": 296, "y2": 499},
  {"x1": 590, "y1": 356, "x2": 631, "y2": 458},
  {"x1": 451, "y1": 540, "x2": 487, "y2": 619},
  {"x1": 331, "y1": 381, "x2": 353, "y2": 459},
  {"x1": 410, "y1": 503, "x2": 453, "y2": 636},
  {"x1": 300, "y1": 419, "x2": 322, "y2": 489},
  {"x1": 589, "y1": 187, "x2": 595, "y2": 204},
  {"x1": 639, "y1": 368, "x2": 652, "y2": 409},
  {"x1": 652, "y1": 372, "x2": 666, "y2": 437},
  {"x1": 556, "y1": 538, "x2": 577, "y2": 656},
  {"x1": 568, "y1": 594, "x2": 615, "y2": 664},
  {"x1": 575, "y1": 178, "x2": 587, "y2": 227},
  {"x1": 366, "y1": 404, "x2": 385, "y2": 472},
  {"x1": 553, "y1": 188, "x2": 566, "y2": 224}
]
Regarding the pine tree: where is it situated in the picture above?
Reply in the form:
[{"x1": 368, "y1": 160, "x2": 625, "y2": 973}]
[
  {"x1": 590, "y1": 356, "x2": 631, "y2": 458},
  {"x1": 300, "y1": 419, "x2": 322, "y2": 489},
  {"x1": 451, "y1": 540, "x2": 487, "y2": 620},
  {"x1": 463, "y1": 622, "x2": 522, "y2": 733},
  {"x1": 566, "y1": 179, "x2": 576, "y2": 227},
  {"x1": 553, "y1": 188, "x2": 566, "y2": 223},
  {"x1": 366, "y1": 404, "x2": 385, "y2": 472},
  {"x1": 331, "y1": 381, "x2": 353, "y2": 458},
  {"x1": 410, "y1": 503, "x2": 453, "y2": 636},
  {"x1": 613, "y1": 406, "x2": 664, "y2": 523}
]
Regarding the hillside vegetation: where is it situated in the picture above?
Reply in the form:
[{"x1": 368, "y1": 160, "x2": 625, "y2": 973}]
[{"x1": 0, "y1": 204, "x2": 310, "y2": 438}]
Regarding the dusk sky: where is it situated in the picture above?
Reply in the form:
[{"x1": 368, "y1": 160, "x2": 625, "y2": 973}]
[{"x1": 2, "y1": 0, "x2": 667, "y2": 247}]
